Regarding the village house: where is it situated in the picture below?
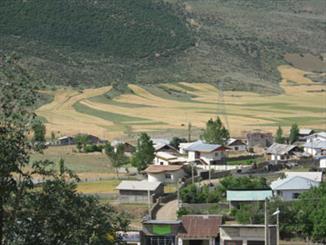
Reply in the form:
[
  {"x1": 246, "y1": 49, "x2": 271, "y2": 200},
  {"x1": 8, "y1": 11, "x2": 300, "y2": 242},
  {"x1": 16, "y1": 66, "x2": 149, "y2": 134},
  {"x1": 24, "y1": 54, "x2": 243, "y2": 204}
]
[
  {"x1": 246, "y1": 132, "x2": 273, "y2": 148},
  {"x1": 111, "y1": 140, "x2": 135, "y2": 155},
  {"x1": 266, "y1": 143, "x2": 301, "y2": 161},
  {"x1": 298, "y1": 128, "x2": 314, "y2": 142},
  {"x1": 179, "y1": 142, "x2": 195, "y2": 154},
  {"x1": 116, "y1": 180, "x2": 163, "y2": 203},
  {"x1": 183, "y1": 140, "x2": 228, "y2": 165},
  {"x1": 303, "y1": 140, "x2": 326, "y2": 156},
  {"x1": 305, "y1": 132, "x2": 326, "y2": 143},
  {"x1": 56, "y1": 136, "x2": 74, "y2": 145},
  {"x1": 270, "y1": 172, "x2": 322, "y2": 201},
  {"x1": 227, "y1": 138, "x2": 247, "y2": 151},
  {"x1": 226, "y1": 190, "x2": 273, "y2": 209},
  {"x1": 177, "y1": 215, "x2": 222, "y2": 245},
  {"x1": 153, "y1": 151, "x2": 187, "y2": 166},
  {"x1": 145, "y1": 165, "x2": 185, "y2": 183},
  {"x1": 220, "y1": 224, "x2": 277, "y2": 245}
]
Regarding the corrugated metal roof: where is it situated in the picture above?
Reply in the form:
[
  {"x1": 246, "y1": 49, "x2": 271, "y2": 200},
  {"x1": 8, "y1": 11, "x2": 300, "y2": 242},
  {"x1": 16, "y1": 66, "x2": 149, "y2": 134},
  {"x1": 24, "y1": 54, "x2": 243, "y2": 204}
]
[
  {"x1": 184, "y1": 140, "x2": 223, "y2": 153},
  {"x1": 227, "y1": 190, "x2": 273, "y2": 201},
  {"x1": 299, "y1": 129, "x2": 313, "y2": 135},
  {"x1": 304, "y1": 140, "x2": 326, "y2": 149},
  {"x1": 286, "y1": 172, "x2": 323, "y2": 182},
  {"x1": 270, "y1": 176, "x2": 319, "y2": 190},
  {"x1": 266, "y1": 143, "x2": 297, "y2": 155},
  {"x1": 179, "y1": 215, "x2": 222, "y2": 238},
  {"x1": 155, "y1": 151, "x2": 178, "y2": 160},
  {"x1": 116, "y1": 180, "x2": 161, "y2": 191}
]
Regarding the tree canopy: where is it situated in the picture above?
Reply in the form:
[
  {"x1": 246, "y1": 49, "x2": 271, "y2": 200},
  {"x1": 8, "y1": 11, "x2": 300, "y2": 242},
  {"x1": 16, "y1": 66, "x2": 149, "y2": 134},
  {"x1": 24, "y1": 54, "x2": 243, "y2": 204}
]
[
  {"x1": 275, "y1": 125, "x2": 285, "y2": 144},
  {"x1": 200, "y1": 117, "x2": 230, "y2": 145},
  {"x1": 289, "y1": 123, "x2": 299, "y2": 144},
  {"x1": 105, "y1": 143, "x2": 129, "y2": 178},
  {"x1": 131, "y1": 133, "x2": 155, "y2": 172}
]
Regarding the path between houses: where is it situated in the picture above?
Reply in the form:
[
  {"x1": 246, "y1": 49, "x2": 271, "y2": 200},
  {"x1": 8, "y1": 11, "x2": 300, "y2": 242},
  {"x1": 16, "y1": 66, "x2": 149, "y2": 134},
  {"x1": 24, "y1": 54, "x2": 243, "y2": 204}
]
[{"x1": 155, "y1": 199, "x2": 178, "y2": 220}]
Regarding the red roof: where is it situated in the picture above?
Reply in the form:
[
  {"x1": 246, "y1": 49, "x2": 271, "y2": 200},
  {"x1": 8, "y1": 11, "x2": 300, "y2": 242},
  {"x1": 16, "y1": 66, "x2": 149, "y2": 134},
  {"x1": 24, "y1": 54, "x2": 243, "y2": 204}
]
[{"x1": 179, "y1": 215, "x2": 222, "y2": 238}]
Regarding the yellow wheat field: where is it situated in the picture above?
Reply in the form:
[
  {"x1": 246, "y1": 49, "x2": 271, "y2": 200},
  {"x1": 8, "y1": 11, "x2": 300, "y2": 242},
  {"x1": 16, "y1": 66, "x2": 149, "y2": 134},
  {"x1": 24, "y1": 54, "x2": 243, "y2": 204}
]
[{"x1": 36, "y1": 66, "x2": 326, "y2": 139}]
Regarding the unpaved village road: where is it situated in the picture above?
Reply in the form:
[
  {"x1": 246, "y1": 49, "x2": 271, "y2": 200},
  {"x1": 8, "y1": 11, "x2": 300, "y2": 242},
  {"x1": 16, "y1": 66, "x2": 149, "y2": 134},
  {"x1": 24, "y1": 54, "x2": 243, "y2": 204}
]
[{"x1": 156, "y1": 200, "x2": 178, "y2": 220}]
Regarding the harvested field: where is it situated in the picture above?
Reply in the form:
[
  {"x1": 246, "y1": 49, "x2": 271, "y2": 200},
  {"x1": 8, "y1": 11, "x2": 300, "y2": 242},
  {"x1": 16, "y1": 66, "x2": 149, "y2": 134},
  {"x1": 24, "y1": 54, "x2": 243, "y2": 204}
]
[{"x1": 37, "y1": 66, "x2": 326, "y2": 139}]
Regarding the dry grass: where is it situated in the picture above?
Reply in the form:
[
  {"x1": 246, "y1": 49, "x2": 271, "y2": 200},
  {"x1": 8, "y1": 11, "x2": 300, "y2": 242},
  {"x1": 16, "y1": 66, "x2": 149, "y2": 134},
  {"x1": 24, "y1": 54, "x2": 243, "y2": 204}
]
[{"x1": 36, "y1": 66, "x2": 326, "y2": 139}]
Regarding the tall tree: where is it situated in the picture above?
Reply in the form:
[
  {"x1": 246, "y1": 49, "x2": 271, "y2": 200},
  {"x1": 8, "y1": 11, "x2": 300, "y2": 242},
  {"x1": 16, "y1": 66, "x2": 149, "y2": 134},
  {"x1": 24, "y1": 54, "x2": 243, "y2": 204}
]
[
  {"x1": 289, "y1": 123, "x2": 299, "y2": 144},
  {"x1": 0, "y1": 54, "x2": 38, "y2": 244},
  {"x1": 105, "y1": 143, "x2": 128, "y2": 178},
  {"x1": 275, "y1": 125, "x2": 285, "y2": 143},
  {"x1": 74, "y1": 134, "x2": 90, "y2": 152},
  {"x1": 170, "y1": 137, "x2": 187, "y2": 150},
  {"x1": 201, "y1": 117, "x2": 230, "y2": 145},
  {"x1": 32, "y1": 117, "x2": 46, "y2": 143},
  {"x1": 0, "y1": 54, "x2": 129, "y2": 244},
  {"x1": 131, "y1": 133, "x2": 155, "y2": 172}
]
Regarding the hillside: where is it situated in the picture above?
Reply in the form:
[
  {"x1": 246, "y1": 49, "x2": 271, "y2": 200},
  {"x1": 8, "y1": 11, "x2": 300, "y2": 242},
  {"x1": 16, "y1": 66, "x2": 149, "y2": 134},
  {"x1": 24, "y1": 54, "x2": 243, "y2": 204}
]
[{"x1": 1, "y1": 0, "x2": 325, "y2": 92}]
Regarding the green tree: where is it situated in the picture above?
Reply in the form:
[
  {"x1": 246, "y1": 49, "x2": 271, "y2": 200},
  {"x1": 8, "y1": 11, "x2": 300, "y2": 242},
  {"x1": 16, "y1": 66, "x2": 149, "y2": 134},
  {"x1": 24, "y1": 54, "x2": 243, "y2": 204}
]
[
  {"x1": 32, "y1": 117, "x2": 46, "y2": 143},
  {"x1": 294, "y1": 183, "x2": 326, "y2": 243},
  {"x1": 275, "y1": 125, "x2": 285, "y2": 143},
  {"x1": 105, "y1": 143, "x2": 128, "y2": 178},
  {"x1": 170, "y1": 137, "x2": 187, "y2": 150},
  {"x1": 0, "y1": 54, "x2": 129, "y2": 244},
  {"x1": 233, "y1": 203, "x2": 264, "y2": 224},
  {"x1": 131, "y1": 133, "x2": 155, "y2": 172},
  {"x1": 289, "y1": 123, "x2": 299, "y2": 144},
  {"x1": 74, "y1": 134, "x2": 90, "y2": 152},
  {"x1": 201, "y1": 117, "x2": 230, "y2": 145}
]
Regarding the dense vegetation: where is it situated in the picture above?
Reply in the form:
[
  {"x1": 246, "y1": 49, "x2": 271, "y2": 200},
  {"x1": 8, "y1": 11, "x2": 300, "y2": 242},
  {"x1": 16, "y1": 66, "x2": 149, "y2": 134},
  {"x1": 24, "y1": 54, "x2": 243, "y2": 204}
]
[
  {"x1": 1, "y1": 0, "x2": 325, "y2": 91},
  {"x1": 0, "y1": 0, "x2": 192, "y2": 58},
  {"x1": 180, "y1": 176, "x2": 269, "y2": 203},
  {"x1": 0, "y1": 55, "x2": 129, "y2": 244}
]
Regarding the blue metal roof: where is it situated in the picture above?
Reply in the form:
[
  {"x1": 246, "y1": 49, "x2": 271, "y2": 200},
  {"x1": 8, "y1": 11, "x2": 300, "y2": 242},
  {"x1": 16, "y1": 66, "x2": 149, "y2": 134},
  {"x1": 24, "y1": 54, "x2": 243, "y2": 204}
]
[
  {"x1": 227, "y1": 190, "x2": 273, "y2": 201},
  {"x1": 226, "y1": 190, "x2": 273, "y2": 201}
]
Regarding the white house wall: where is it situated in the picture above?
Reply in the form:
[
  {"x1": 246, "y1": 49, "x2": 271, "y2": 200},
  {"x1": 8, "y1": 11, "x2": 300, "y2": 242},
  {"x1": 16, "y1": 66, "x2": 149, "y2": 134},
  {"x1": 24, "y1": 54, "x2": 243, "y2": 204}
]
[
  {"x1": 148, "y1": 170, "x2": 185, "y2": 183},
  {"x1": 276, "y1": 189, "x2": 307, "y2": 201},
  {"x1": 320, "y1": 159, "x2": 326, "y2": 169},
  {"x1": 153, "y1": 157, "x2": 170, "y2": 166},
  {"x1": 304, "y1": 147, "x2": 319, "y2": 156}
]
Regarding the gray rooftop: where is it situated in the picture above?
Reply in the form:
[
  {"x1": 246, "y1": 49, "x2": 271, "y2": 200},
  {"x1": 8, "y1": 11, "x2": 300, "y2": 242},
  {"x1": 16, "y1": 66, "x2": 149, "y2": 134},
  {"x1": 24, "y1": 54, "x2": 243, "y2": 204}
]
[
  {"x1": 185, "y1": 140, "x2": 223, "y2": 153},
  {"x1": 271, "y1": 176, "x2": 320, "y2": 190},
  {"x1": 227, "y1": 190, "x2": 273, "y2": 201},
  {"x1": 304, "y1": 140, "x2": 326, "y2": 149},
  {"x1": 266, "y1": 143, "x2": 297, "y2": 155},
  {"x1": 116, "y1": 180, "x2": 161, "y2": 191}
]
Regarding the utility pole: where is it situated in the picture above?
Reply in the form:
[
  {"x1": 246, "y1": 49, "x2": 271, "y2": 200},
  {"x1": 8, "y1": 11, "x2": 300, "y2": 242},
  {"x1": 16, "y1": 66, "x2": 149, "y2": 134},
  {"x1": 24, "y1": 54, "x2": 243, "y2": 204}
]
[
  {"x1": 191, "y1": 161, "x2": 195, "y2": 184},
  {"x1": 147, "y1": 187, "x2": 151, "y2": 220},
  {"x1": 188, "y1": 122, "x2": 192, "y2": 142},
  {"x1": 265, "y1": 198, "x2": 269, "y2": 245},
  {"x1": 272, "y1": 208, "x2": 280, "y2": 245},
  {"x1": 208, "y1": 162, "x2": 211, "y2": 184}
]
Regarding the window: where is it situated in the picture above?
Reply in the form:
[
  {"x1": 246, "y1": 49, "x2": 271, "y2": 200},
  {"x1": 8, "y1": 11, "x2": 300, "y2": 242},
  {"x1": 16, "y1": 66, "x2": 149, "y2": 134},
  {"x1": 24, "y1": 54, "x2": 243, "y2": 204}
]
[
  {"x1": 248, "y1": 241, "x2": 264, "y2": 245},
  {"x1": 292, "y1": 193, "x2": 300, "y2": 199},
  {"x1": 235, "y1": 146, "x2": 239, "y2": 150},
  {"x1": 165, "y1": 174, "x2": 172, "y2": 180},
  {"x1": 160, "y1": 162, "x2": 164, "y2": 165}
]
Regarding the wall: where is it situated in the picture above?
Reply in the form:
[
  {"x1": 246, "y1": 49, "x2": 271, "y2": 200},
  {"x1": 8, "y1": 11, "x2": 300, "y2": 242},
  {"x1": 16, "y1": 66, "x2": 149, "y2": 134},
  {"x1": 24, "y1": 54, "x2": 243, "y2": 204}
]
[
  {"x1": 320, "y1": 158, "x2": 326, "y2": 168},
  {"x1": 277, "y1": 189, "x2": 307, "y2": 201},
  {"x1": 220, "y1": 226, "x2": 276, "y2": 245},
  {"x1": 153, "y1": 156, "x2": 170, "y2": 165},
  {"x1": 228, "y1": 145, "x2": 247, "y2": 151},
  {"x1": 304, "y1": 147, "x2": 319, "y2": 156},
  {"x1": 148, "y1": 170, "x2": 185, "y2": 183}
]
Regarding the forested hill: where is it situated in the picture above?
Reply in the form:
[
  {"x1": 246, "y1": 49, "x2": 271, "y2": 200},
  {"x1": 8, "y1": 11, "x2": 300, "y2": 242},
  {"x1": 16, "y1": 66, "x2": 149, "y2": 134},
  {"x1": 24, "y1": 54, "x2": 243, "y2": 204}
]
[{"x1": 0, "y1": 0, "x2": 325, "y2": 92}]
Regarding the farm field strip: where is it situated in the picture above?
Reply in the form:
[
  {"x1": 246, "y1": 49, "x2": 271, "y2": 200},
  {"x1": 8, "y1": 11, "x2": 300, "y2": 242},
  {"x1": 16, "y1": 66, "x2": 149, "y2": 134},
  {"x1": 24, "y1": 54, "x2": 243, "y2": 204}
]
[{"x1": 36, "y1": 66, "x2": 326, "y2": 139}]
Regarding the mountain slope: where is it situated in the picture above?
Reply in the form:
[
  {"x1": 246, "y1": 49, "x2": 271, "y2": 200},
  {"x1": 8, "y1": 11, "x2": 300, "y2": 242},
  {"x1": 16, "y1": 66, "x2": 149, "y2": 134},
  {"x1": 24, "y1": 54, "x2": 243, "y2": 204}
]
[{"x1": 0, "y1": 0, "x2": 325, "y2": 92}]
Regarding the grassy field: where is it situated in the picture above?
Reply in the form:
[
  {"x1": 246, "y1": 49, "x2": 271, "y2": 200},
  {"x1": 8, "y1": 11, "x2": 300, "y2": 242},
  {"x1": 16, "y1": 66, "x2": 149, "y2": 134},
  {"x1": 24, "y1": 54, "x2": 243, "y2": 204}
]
[
  {"x1": 30, "y1": 145, "x2": 116, "y2": 179},
  {"x1": 36, "y1": 65, "x2": 326, "y2": 140}
]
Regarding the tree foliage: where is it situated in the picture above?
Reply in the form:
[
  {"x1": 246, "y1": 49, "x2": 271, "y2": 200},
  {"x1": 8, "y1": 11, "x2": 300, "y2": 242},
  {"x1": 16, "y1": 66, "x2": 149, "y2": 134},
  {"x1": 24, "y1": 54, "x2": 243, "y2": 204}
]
[
  {"x1": 200, "y1": 117, "x2": 230, "y2": 145},
  {"x1": 275, "y1": 125, "x2": 285, "y2": 143},
  {"x1": 131, "y1": 133, "x2": 155, "y2": 172},
  {"x1": 105, "y1": 143, "x2": 128, "y2": 178},
  {"x1": 0, "y1": 54, "x2": 129, "y2": 244},
  {"x1": 169, "y1": 137, "x2": 187, "y2": 150},
  {"x1": 31, "y1": 117, "x2": 46, "y2": 143},
  {"x1": 289, "y1": 123, "x2": 299, "y2": 144}
]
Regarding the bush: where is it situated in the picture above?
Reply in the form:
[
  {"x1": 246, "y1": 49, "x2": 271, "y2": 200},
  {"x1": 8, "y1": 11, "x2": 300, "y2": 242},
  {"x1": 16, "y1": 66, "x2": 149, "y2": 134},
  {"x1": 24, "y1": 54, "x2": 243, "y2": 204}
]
[{"x1": 83, "y1": 144, "x2": 103, "y2": 153}]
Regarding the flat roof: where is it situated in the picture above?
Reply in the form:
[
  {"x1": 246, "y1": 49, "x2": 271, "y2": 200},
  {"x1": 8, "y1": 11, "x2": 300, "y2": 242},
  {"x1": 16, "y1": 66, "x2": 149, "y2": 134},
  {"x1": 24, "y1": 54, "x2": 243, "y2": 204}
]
[
  {"x1": 227, "y1": 190, "x2": 273, "y2": 201},
  {"x1": 185, "y1": 140, "x2": 224, "y2": 153},
  {"x1": 116, "y1": 180, "x2": 161, "y2": 191}
]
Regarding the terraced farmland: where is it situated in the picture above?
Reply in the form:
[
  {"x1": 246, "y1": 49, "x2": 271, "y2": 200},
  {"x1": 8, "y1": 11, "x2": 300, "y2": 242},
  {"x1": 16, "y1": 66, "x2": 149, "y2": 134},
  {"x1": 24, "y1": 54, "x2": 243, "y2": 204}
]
[{"x1": 36, "y1": 66, "x2": 326, "y2": 139}]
